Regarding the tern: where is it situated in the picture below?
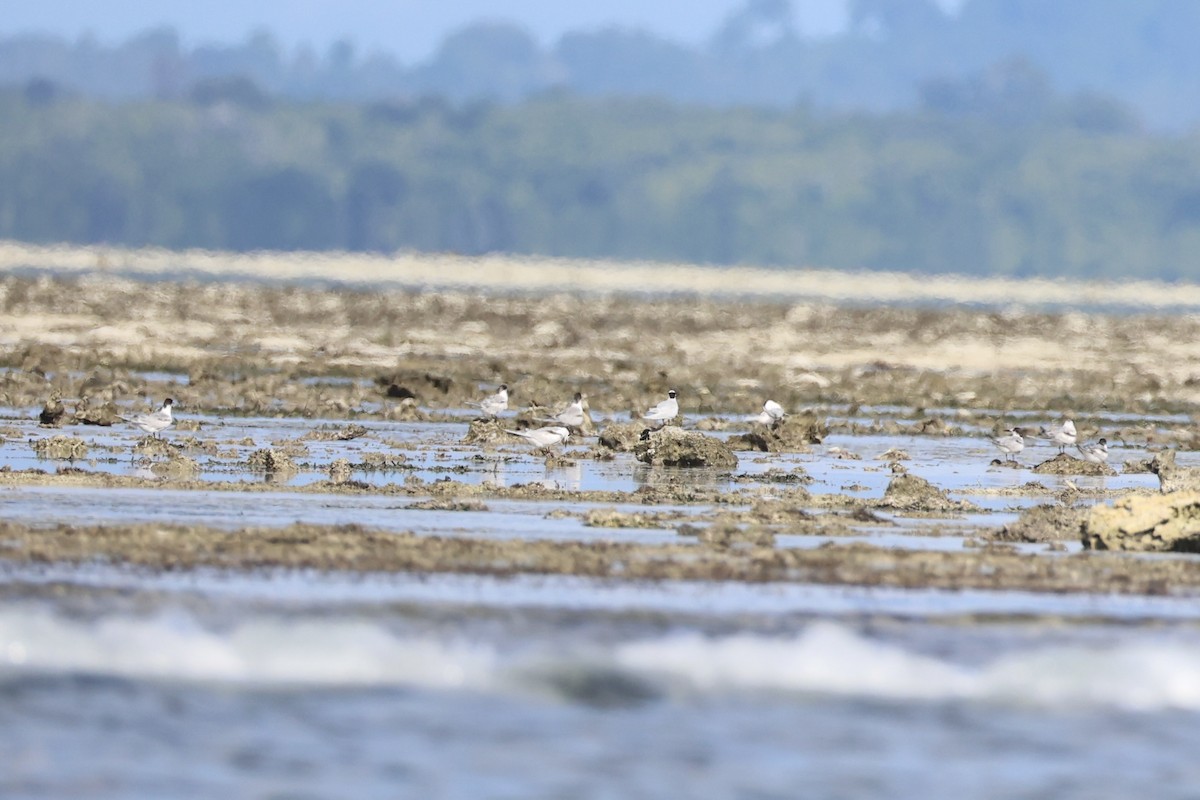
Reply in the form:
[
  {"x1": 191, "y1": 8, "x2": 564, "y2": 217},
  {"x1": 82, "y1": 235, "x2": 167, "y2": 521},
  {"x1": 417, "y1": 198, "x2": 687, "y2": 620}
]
[
  {"x1": 1039, "y1": 419, "x2": 1077, "y2": 453},
  {"x1": 128, "y1": 398, "x2": 174, "y2": 437},
  {"x1": 468, "y1": 384, "x2": 508, "y2": 418},
  {"x1": 642, "y1": 389, "x2": 679, "y2": 426},
  {"x1": 504, "y1": 425, "x2": 570, "y2": 449},
  {"x1": 752, "y1": 399, "x2": 786, "y2": 426},
  {"x1": 990, "y1": 428, "x2": 1024, "y2": 462},
  {"x1": 540, "y1": 392, "x2": 585, "y2": 428},
  {"x1": 1077, "y1": 437, "x2": 1109, "y2": 465}
]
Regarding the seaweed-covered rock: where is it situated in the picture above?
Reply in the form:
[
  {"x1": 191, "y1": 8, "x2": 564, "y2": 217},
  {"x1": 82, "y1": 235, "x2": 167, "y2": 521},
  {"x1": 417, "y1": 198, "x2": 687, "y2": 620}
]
[
  {"x1": 356, "y1": 452, "x2": 408, "y2": 470},
  {"x1": 878, "y1": 472, "x2": 957, "y2": 512},
  {"x1": 728, "y1": 414, "x2": 826, "y2": 452},
  {"x1": 38, "y1": 391, "x2": 66, "y2": 427},
  {"x1": 679, "y1": 520, "x2": 775, "y2": 549},
  {"x1": 304, "y1": 423, "x2": 368, "y2": 441},
  {"x1": 247, "y1": 448, "x2": 297, "y2": 474},
  {"x1": 133, "y1": 436, "x2": 181, "y2": 459},
  {"x1": 1032, "y1": 453, "x2": 1116, "y2": 476},
  {"x1": 328, "y1": 458, "x2": 352, "y2": 483},
  {"x1": 31, "y1": 435, "x2": 88, "y2": 460},
  {"x1": 597, "y1": 421, "x2": 649, "y2": 452},
  {"x1": 384, "y1": 398, "x2": 429, "y2": 422},
  {"x1": 633, "y1": 426, "x2": 738, "y2": 469},
  {"x1": 1149, "y1": 450, "x2": 1200, "y2": 493},
  {"x1": 995, "y1": 504, "x2": 1087, "y2": 542},
  {"x1": 584, "y1": 508, "x2": 677, "y2": 528},
  {"x1": 74, "y1": 398, "x2": 122, "y2": 426},
  {"x1": 150, "y1": 455, "x2": 200, "y2": 480},
  {"x1": 462, "y1": 418, "x2": 508, "y2": 445},
  {"x1": 1083, "y1": 492, "x2": 1200, "y2": 551}
]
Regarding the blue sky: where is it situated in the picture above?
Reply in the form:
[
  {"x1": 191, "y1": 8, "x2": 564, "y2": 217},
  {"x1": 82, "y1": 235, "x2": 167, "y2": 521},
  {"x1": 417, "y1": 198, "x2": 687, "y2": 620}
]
[{"x1": 2, "y1": 1, "x2": 879, "y2": 60}]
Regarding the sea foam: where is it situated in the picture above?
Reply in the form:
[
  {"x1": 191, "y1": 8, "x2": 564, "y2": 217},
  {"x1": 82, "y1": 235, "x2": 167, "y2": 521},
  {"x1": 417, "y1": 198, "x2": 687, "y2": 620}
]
[{"x1": 4, "y1": 609, "x2": 1200, "y2": 711}]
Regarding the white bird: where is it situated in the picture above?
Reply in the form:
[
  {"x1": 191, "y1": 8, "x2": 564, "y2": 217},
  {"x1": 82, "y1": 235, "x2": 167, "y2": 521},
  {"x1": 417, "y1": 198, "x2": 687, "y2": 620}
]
[
  {"x1": 128, "y1": 398, "x2": 174, "y2": 437},
  {"x1": 1039, "y1": 419, "x2": 1077, "y2": 453},
  {"x1": 1077, "y1": 437, "x2": 1109, "y2": 465},
  {"x1": 468, "y1": 384, "x2": 508, "y2": 418},
  {"x1": 752, "y1": 399, "x2": 786, "y2": 426},
  {"x1": 642, "y1": 389, "x2": 679, "y2": 426},
  {"x1": 540, "y1": 392, "x2": 585, "y2": 428},
  {"x1": 504, "y1": 425, "x2": 570, "y2": 449},
  {"x1": 990, "y1": 428, "x2": 1024, "y2": 462}
]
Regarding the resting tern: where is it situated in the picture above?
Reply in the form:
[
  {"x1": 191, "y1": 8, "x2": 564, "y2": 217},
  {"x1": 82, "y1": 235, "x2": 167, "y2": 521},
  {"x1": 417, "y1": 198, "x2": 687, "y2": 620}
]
[
  {"x1": 540, "y1": 392, "x2": 586, "y2": 428},
  {"x1": 752, "y1": 399, "x2": 786, "y2": 426},
  {"x1": 990, "y1": 428, "x2": 1024, "y2": 462},
  {"x1": 504, "y1": 425, "x2": 570, "y2": 449},
  {"x1": 128, "y1": 398, "x2": 174, "y2": 437},
  {"x1": 642, "y1": 389, "x2": 678, "y2": 426},
  {"x1": 1077, "y1": 437, "x2": 1109, "y2": 465},
  {"x1": 469, "y1": 384, "x2": 508, "y2": 418},
  {"x1": 1039, "y1": 419, "x2": 1077, "y2": 453}
]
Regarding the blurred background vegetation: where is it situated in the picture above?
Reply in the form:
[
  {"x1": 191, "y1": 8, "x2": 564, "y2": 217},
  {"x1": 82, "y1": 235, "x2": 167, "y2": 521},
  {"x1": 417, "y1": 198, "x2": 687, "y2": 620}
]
[{"x1": 4, "y1": 0, "x2": 1200, "y2": 279}]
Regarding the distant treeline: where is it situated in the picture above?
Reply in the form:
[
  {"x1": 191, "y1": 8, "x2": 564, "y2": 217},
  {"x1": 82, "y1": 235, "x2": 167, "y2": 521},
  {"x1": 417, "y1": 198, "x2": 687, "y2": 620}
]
[
  {"x1": 4, "y1": 0, "x2": 1200, "y2": 130},
  {"x1": 3, "y1": 81, "x2": 1200, "y2": 280}
]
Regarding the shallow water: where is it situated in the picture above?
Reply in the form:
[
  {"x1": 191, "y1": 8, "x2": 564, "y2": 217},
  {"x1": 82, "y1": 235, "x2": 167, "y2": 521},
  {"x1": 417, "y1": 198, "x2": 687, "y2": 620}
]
[
  {"x1": 4, "y1": 571, "x2": 1200, "y2": 799},
  {"x1": 0, "y1": 404, "x2": 1193, "y2": 798}
]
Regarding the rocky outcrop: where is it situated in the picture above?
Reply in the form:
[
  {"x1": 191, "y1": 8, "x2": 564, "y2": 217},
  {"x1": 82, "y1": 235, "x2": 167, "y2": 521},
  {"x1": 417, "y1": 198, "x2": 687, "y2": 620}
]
[
  {"x1": 633, "y1": 426, "x2": 738, "y2": 469},
  {"x1": 995, "y1": 504, "x2": 1087, "y2": 542},
  {"x1": 597, "y1": 421, "x2": 651, "y2": 453},
  {"x1": 877, "y1": 473, "x2": 958, "y2": 512},
  {"x1": 727, "y1": 414, "x2": 827, "y2": 453},
  {"x1": 1031, "y1": 453, "x2": 1116, "y2": 476},
  {"x1": 247, "y1": 448, "x2": 297, "y2": 475},
  {"x1": 1083, "y1": 491, "x2": 1200, "y2": 551},
  {"x1": 1149, "y1": 450, "x2": 1200, "y2": 493},
  {"x1": 462, "y1": 419, "x2": 508, "y2": 445},
  {"x1": 150, "y1": 455, "x2": 200, "y2": 480},
  {"x1": 38, "y1": 392, "x2": 66, "y2": 427},
  {"x1": 31, "y1": 435, "x2": 88, "y2": 460}
]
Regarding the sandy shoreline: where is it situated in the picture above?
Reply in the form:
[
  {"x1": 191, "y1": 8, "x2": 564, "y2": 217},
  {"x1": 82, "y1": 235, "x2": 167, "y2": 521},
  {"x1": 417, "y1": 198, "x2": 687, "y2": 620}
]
[{"x1": 5, "y1": 239, "x2": 1200, "y2": 309}]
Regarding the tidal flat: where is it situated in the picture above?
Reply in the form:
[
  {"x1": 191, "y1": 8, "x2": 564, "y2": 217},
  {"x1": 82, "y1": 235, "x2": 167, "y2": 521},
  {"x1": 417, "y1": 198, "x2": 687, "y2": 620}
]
[{"x1": 5, "y1": 258, "x2": 1200, "y2": 798}]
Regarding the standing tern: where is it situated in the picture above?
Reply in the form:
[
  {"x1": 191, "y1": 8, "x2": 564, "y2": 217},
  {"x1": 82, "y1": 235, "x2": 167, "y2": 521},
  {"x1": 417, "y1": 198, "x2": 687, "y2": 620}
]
[
  {"x1": 541, "y1": 392, "x2": 586, "y2": 428},
  {"x1": 642, "y1": 389, "x2": 678, "y2": 426},
  {"x1": 128, "y1": 398, "x2": 175, "y2": 437},
  {"x1": 1039, "y1": 419, "x2": 1077, "y2": 453},
  {"x1": 990, "y1": 428, "x2": 1024, "y2": 462},
  {"x1": 504, "y1": 425, "x2": 570, "y2": 449},
  {"x1": 469, "y1": 384, "x2": 508, "y2": 418}
]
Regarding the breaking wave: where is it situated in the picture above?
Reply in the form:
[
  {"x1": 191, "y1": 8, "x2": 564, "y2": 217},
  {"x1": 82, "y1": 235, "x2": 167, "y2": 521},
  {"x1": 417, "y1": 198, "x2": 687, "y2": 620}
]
[{"x1": 4, "y1": 610, "x2": 1200, "y2": 710}]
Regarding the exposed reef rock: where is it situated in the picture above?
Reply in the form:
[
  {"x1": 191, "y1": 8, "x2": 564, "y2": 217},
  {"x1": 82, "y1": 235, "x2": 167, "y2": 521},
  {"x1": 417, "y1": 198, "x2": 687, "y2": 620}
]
[
  {"x1": 1083, "y1": 491, "x2": 1200, "y2": 552},
  {"x1": 597, "y1": 421, "x2": 650, "y2": 453},
  {"x1": 633, "y1": 426, "x2": 738, "y2": 469},
  {"x1": 1032, "y1": 453, "x2": 1116, "y2": 476},
  {"x1": 1149, "y1": 450, "x2": 1200, "y2": 493},
  {"x1": 38, "y1": 392, "x2": 66, "y2": 427},
  {"x1": 74, "y1": 398, "x2": 122, "y2": 426},
  {"x1": 727, "y1": 414, "x2": 827, "y2": 452},
  {"x1": 150, "y1": 455, "x2": 200, "y2": 480},
  {"x1": 247, "y1": 448, "x2": 297, "y2": 474},
  {"x1": 462, "y1": 419, "x2": 508, "y2": 445},
  {"x1": 994, "y1": 504, "x2": 1087, "y2": 543},
  {"x1": 31, "y1": 435, "x2": 88, "y2": 460},
  {"x1": 877, "y1": 472, "x2": 959, "y2": 512}
]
